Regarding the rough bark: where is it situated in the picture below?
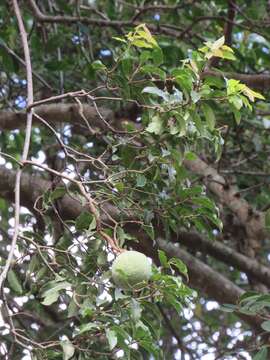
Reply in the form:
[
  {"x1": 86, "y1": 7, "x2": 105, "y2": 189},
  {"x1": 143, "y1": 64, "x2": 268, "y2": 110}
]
[
  {"x1": 0, "y1": 165, "x2": 82, "y2": 220},
  {"x1": 178, "y1": 231, "x2": 270, "y2": 288},
  {"x1": 0, "y1": 103, "x2": 113, "y2": 131},
  {"x1": 203, "y1": 70, "x2": 270, "y2": 91},
  {"x1": 183, "y1": 157, "x2": 266, "y2": 255}
]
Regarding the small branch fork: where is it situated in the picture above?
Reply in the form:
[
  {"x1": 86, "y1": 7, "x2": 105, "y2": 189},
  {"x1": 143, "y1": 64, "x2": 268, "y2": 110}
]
[
  {"x1": 76, "y1": 182, "x2": 124, "y2": 254},
  {"x1": 21, "y1": 159, "x2": 123, "y2": 254},
  {"x1": 0, "y1": 1, "x2": 33, "y2": 290}
]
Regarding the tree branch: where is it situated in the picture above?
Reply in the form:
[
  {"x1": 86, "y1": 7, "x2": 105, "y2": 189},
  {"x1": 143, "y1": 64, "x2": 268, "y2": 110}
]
[
  {"x1": 0, "y1": 103, "x2": 113, "y2": 131},
  {"x1": 202, "y1": 70, "x2": 270, "y2": 91},
  {"x1": 178, "y1": 231, "x2": 270, "y2": 288},
  {"x1": 183, "y1": 157, "x2": 265, "y2": 255},
  {"x1": 158, "y1": 239, "x2": 262, "y2": 331},
  {"x1": 0, "y1": 0, "x2": 34, "y2": 291},
  {"x1": 0, "y1": 166, "x2": 79, "y2": 219}
]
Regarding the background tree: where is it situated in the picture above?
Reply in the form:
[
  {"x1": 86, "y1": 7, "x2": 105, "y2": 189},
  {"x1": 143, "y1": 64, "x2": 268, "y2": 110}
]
[{"x1": 0, "y1": 1, "x2": 270, "y2": 359}]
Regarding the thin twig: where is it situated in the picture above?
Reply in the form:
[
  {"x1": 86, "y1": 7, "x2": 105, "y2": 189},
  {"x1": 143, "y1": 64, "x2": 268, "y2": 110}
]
[
  {"x1": 0, "y1": 0, "x2": 34, "y2": 290},
  {"x1": 0, "y1": 41, "x2": 53, "y2": 90}
]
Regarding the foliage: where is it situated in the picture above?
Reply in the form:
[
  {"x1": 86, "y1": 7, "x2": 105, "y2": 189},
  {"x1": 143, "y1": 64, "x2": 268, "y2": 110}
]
[{"x1": 0, "y1": 1, "x2": 270, "y2": 360}]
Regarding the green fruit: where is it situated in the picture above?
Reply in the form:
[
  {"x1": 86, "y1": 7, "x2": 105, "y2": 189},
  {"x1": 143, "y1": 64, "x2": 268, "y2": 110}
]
[{"x1": 112, "y1": 251, "x2": 152, "y2": 289}]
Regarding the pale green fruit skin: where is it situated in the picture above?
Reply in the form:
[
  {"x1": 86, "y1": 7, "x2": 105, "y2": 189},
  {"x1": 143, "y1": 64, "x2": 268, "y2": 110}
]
[{"x1": 112, "y1": 251, "x2": 152, "y2": 289}]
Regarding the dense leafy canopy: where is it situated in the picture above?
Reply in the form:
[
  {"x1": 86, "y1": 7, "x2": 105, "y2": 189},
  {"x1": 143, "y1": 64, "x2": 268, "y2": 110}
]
[{"x1": 1, "y1": 1, "x2": 270, "y2": 359}]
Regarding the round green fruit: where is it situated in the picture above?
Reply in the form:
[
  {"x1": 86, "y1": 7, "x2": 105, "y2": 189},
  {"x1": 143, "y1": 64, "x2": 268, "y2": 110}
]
[{"x1": 112, "y1": 251, "x2": 152, "y2": 289}]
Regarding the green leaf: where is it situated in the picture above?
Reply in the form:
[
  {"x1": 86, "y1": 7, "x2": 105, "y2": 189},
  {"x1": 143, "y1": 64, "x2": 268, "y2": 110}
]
[
  {"x1": 261, "y1": 320, "x2": 270, "y2": 332},
  {"x1": 146, "y1": 115, "x2": 163, "y2": 135},
  {"x1": 142, "y1": 86, "x2": 168, "y2": 100},
  {"x1": 192, "y1": 196, "x2": 216, "y2": 210},
  {"x1": 141, "y1": 65, "x2": 166, "y2": 81},
  {"x1": 121, "y1": 57, "x2": 133, "y2": 78},
  {"x1": 41, "y1": 280, "x2": 71, "y2": 306},
  {"x1": 199, "y1": 36, "x2": 236, "y2": 60},
  {"x1": 78, "y1": 322, "x2": 99, "y2": 335},
  {"x1": 75, "y1": 212, "x2": 93, "y2": 231},
  {"x1": 229, "y1": 95, "x2": 243, "y2": 110},
  {"x1": 7, "y1": 270, "x2": 23, "y2": 295},
  {"x1": 253, "y1": 347, "x2": 268, "y2": 360},
  {"x1": 36, "y1": 266, "x2": 47, "y2": 281},
  {"x1": 202, "y1": 103, "x2": 216, "y2": 131},
  {"x1": 191, "y1": 90, "x2": 201, "y2": 103},
  {"x1": 129, "y1": 24, "x2": 158, "y2": 49},
  {"x1": 136, "y1": 174, "x2": 147, "y2": 187},
  {"x1": 112, "y1": 36, "x2": 127, "y2": 44},
  {"x1": 204, "y1": 75, "x2": 225, "y2": 88},
  {"x1": 42, "y1": 291, "x2": 60, "y2": 306},
  {"x1": 192, "y1": 112, "x2": 203, "y2": 134},
  {"x1": 168, "y1": 258, "x2": 188, "y2": 280},
  {"x1": 173, "y1": 68, "x2": 193, "y2": 92},
  {"x1": 242, "y1": 86, "x2": 265, "y2": 102},
  {"x1": 89, "y1": 216, "x2": 97, "y2": 231},
  {"x1": 152, "y1": 47, "x2": 163, "y2": 66},
  {"x1": 232, "y1": 108, "x2": 241, "y2": 124},
  {"x1": 220, "y1": 304, "x2": 237, "y2": 312},
  {"x1": 158, "y1": 250, "x2": 168, "y2": 268},
  {"x1": 91, "y1": 60, "x2": 106, "y2": 71},
  {"x1": 131, "y1": 39, "x2": 154, "y2": 49},
  {"x1": 106, "y1": 329, "x2": 118, "y2": 350},
  {"x1": 28, "y1": 255, "x2": 39, "y2": 277},
  {"x1": 61, "y1": 340, "x2": 75, "y2": 360},
  {"x1": 143, "y1": 224, "x2": 155, "y2": 240},
  {"x1": 185, "y1": 152, "x2": 197, "y2": 161},
  {"x1": 67, "y1": 298, "x2": 78, "y2": 318},
  {"x1": 50, "y1": 187, "x2": 66, "y2": 201},
  {"x1": 130, "y1": 298, "x2": 142, "y2": 321}
]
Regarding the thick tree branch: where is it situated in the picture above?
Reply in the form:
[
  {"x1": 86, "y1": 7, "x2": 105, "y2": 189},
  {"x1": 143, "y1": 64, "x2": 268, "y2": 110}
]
[
  {"x1": 0, "y1": 166, "x2": 121, "y2": 225},
  {"x1": 183, "y1": 157, "x2": 265, "y2": 255},
  {"x1": 178, "y1": 231, "x2": 270, "y2": 288},
  {"x1": 202, "y1": 70, "x2": 270, "y2": 91},
  {"x1": 158, "y1": 239, "x2": 262, "y2": 330},
  {"x1": 0, "y1": 166, "x2": 79, "y2": 219},
  {"x1": 0, "y1": 103, "x2": 113, "y2": 131}
]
